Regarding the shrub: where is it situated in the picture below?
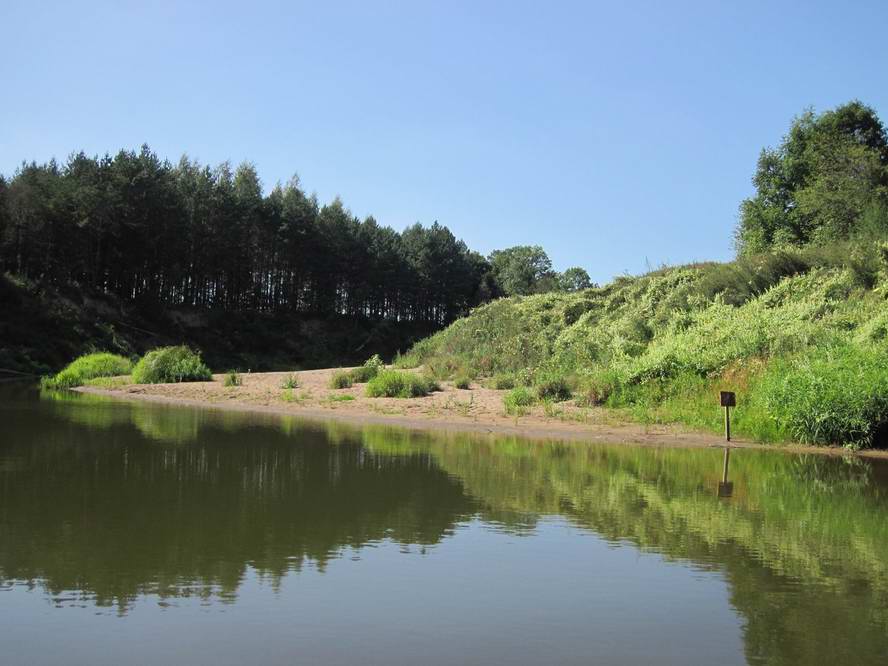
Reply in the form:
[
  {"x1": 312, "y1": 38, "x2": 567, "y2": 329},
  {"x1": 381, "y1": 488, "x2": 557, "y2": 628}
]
[
  {"x1": 491, "y1": 374, "x2": 516, "y2": 390},
  {"x1": 224, "y1": 370, "x2": 242, "y2": 387},
  {"x1": 280, "y1": 373, "x2": 299, "y2": 389},
  {"x1": 41, "y1": 352, "x2": 134, "y2": 389},
  {"x1": 366, "y1": 370, "x2": 439, "y2": 398},
  {"x1": 131, "y1": 346, "x2": 212, "y2": 384},
  {"x1": 503, "y1": 386, "x2": 536, "y2": 416},
  {"x1": 535, "y1": 374, "x2": 573, "y2": 402},
  {"x1": 329, "y1": 370, "x2": 353, "y2": 389},
  {"x1": 576, "y1": 370, "x2": 621, "y2": 407},
  {"x1": 756, "y1": 345, "x2": 888, "y2": 448},
  {"x1": 348, "y1": 354, "x2": 386, "y2": 383},
  {"x1": 454, "y1": 375, "x2": 472, "y2": 390}
]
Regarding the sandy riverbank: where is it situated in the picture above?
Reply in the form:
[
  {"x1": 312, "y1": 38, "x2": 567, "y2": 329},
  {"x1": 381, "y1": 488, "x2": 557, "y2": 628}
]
[{"x1": 75, "y1": 366, "x2": 887, "y2": 458}]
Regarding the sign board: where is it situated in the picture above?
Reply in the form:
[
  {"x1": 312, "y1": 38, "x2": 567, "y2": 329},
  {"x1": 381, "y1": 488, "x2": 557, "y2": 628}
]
[
  {"x1": 720, "y1": 391, "x2": 736, "y2": 408},
  {"x1": 717, "y1": 481, "x2": 734, "y2": 498}
]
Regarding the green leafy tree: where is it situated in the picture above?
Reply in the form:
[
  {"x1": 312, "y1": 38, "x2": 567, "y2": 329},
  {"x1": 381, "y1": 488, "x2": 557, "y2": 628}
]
[
  {"x1": 737, "y1": 101, "x2": 888, "y2": 254},
  {"x1": 488, "y1": 245, "x2": 556, "y2": 296},
  {"x1": 558, "y1": 267, "x2": 594, "y2": 292}
]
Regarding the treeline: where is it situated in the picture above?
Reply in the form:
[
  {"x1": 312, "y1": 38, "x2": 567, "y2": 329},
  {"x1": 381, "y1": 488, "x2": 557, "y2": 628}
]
[
  {"x1": 0, "y1": 147, "x2": 501, "y2": 324},
  {"x1": 0, "y1": 147, "x2": 593, "y2": 326}
]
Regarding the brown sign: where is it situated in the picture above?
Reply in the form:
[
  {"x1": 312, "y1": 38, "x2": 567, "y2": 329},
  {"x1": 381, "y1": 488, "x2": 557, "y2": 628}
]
[
  {"x1": 717, "y1": 481, "x2": 734, "y2": 498},
  {"x1": 720, "y1": 391, "x2": 736, "y2": 407}
]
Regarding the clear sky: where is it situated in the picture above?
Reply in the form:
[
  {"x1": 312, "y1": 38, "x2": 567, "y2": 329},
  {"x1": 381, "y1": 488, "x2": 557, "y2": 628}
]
[{"x1": 2, "y1": 1, "x2": 887, "y2": 284}]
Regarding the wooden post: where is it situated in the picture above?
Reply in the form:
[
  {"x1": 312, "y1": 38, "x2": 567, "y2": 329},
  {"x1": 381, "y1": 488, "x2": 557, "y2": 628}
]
[
  {"x1": 720, "y1": 391, "x2": 736, "y2": 442},
  {"x1": 718, "y1": 447, "x2": 734, "y2": 498}
]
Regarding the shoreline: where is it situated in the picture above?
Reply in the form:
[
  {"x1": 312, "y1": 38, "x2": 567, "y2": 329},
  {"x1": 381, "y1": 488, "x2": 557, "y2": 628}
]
[{"x1": 73, "y1": 368, "x2": 888, "y2": 459}]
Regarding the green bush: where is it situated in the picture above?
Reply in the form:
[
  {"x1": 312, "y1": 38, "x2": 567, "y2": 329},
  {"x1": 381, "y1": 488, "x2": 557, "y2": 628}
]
[
  {"x1": 131, "y1": 346, "x2": 212, "y2": 384},
  {"x1": 503, "y1": 386, "x2": 536, "y2": 415},
  {"x1": 535, "y1": 374, "x2": 572, "y2": 402},
  {"x1": 224, "y1": 370, "x2": 242, "y2": 387},
  {"x1": 366, "y1": 370, "x2": 439, "y2": 398},
  {"x1": 329, "y1": 370, "x2": 353, "y2": 389},
  {"x1": 280, "y1": 373, "x2": 299, "y2": 389},
  {"x1": 454, "y1": 375, "x2": 472, "y2": 390},
  {"x1": 41, "y1": 352, "x2": 134, "y2": 389},
  {"x1": 491, "y1": 374, "x2": 516, "y2": 390},
  {"x1": 348, "y1": 354, "x2": 386, "y2": 383},
  {"x1": 757, "y1": 345, "x2": 888, "y2": 448}
]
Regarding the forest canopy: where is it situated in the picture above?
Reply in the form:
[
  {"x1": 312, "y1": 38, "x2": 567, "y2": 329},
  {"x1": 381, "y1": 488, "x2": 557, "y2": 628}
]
[{"x1": 0, "y1": 147, "x2": 586, "y2": 325}]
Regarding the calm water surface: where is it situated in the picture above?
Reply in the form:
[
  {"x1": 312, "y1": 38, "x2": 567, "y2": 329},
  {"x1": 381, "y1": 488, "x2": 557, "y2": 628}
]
[{"x1": 2, "y1": 384, "x2": 888, "y2": 665}]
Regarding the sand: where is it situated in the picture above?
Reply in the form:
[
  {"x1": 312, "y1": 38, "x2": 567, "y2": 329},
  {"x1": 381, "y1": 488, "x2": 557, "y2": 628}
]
[{"x1": 73, "y1": 367, "x2": 888, "y2": 459}]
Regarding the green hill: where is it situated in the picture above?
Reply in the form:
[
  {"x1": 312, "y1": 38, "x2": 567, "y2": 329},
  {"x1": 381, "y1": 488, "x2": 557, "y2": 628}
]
[
  {"x1": 401, "y1": 244, "x2": 888, "y2": 448},
  {"x1": 404, "y1": 100, "x2": 888, "y2": 449}
]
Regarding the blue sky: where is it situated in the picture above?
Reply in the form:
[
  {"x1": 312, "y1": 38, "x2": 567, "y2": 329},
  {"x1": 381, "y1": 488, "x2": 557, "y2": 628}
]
[{"x1": 2, "y1": 1, "x2": 887, "y2": 283}]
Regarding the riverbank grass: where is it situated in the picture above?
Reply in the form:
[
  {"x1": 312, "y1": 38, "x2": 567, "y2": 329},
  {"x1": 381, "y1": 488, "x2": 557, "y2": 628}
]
[
  {"x1": 366, "y1": 370, "x2": 440, "y2": 398},
  {"x1": 132, "y1": 346, "x2": 212, "y2": 384},
  {"x1": 40, "y1": 352, "x2": 134, "y2": 389}
]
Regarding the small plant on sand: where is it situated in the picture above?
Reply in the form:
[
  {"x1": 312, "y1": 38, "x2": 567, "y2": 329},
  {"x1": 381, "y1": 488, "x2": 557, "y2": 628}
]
[
  {"x1": 41, "y1": 352, "x2": 134, "y2": 389},
  {"x1": 224, "y1": 370, "x2": 242, "y2": 387},
  {"x1": 329, "y1": 394, "x2": 356, "y2": 402},
  {"x1": 329, "y1": 370, "x2": 353, "y2": 389},
  {"x1": 132, "y1": 346, "x2": 212, "y2": 384},
  {"x1": 490, "y1": 374, "x2": 516, "y2": 390},
  {"x1": 348, "y1": 354, "x2": 386, "y2": 383},
  {"x1": 281, "y1": 373, "x2": 299, "y2": 389},
  {"x1": 503, "y1": 386, "x2": 536, "y2": 416},
  {"x1": 366, "y1": 370, "x2": 440, "y2": 398},
  {"x1": 454, "y1": 375, "x2": 472, "y2": 390}
]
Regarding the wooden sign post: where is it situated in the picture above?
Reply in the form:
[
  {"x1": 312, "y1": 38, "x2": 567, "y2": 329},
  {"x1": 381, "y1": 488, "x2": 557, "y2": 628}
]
[
  {"x1": 717, "y1": 447, "x2": 734, "y2": 498},
  {"x1": 720, "y1": 391, "x2": 736, "y2": 442}
]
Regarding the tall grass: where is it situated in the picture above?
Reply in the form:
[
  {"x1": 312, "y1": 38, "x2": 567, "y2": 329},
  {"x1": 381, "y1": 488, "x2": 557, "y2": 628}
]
[
  {"x1": 329, "y1": 370, "x2": 353, "y2": 389},
  {"x1": 41, "y1": 352, "x2": 134, "y2": 389},
  {"x1": 366, "y1": 370, "x2": 439, "y2": 398},
  {"x1": 757, "y1": 345, "x2": 888, "y2": 448},
  {"x1": 131, "y1": 346, "x2": 212, "y2": 384}
]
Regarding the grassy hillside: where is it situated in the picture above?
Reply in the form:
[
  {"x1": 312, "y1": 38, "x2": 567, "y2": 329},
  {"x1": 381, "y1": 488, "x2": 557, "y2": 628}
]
[{"x1": 400, "y1": 243, "x2": 888, "y2": 448}]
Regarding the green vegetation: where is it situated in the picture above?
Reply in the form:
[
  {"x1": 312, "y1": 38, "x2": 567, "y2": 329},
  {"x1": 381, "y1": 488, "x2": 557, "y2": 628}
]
[
  {"x1": 131, "y1": 346, "x2": 212, "y2": 384},
  {"x1": 503, "y1": 386, "x2": 535, "y2": 416},
  {"x1": 454, "y1": 375, "x2": 471, "y2": 390},
  {"x1": 407, "y1": 253, "x2": 888, "y2": 447},
  {"x1": 40, "y1": 352, "x2": 133, "y2": 389},
  {"x1": 757, "y1": 345, "x2": 888, "y2": 447},
  {"x1": 401, "y1": 101, "x2": 888, "y2": 449},
  {"x1": 738, "y1": 101, "x2": 888, "y2": 254},
  {"x1": 329, "y1": 394, "x2": 356, "y2": 402},
  {"x1": 280, "y1": 373, "x2": 299, "y2": 389},
  {"x1": 329, "y1": 370, "x2": 353, "y2": 389},
  {"x1": 223, "y1": 370, "x2": 242, "y2": 387},
  {"x1": 489, "y1": 374, "x2": 516, "y2": 390},
  {"x1": 534, "y1": 373, "x2": 573, "y2": 402},
  {"x1": 366, "y1": 370, "x2": 440, "y2": 398},
  {"x1": 347, "y1": 354, "x2": 385, "y2": 383}
]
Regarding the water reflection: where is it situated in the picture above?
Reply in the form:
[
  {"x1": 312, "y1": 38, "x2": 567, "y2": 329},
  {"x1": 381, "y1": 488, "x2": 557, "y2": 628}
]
[{"x1": 2, "y1": 386, "x2": 888, "y2": 664}]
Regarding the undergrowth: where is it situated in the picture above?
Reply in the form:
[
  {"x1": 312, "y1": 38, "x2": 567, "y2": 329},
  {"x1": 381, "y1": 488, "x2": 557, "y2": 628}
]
[{"x1": 402, "y1": 243, "x2": 888, "y2": 447}]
